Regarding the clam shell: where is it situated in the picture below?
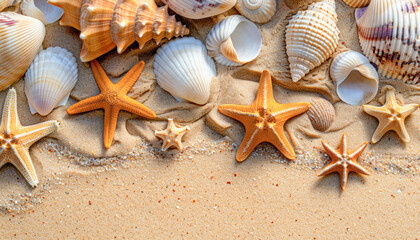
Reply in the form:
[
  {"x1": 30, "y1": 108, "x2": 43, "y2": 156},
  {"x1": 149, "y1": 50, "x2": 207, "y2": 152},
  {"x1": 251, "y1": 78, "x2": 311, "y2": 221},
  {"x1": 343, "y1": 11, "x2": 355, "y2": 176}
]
[
  {"x1": 0, "y1": 12, "x2": 45, "y2": 91},
  {"x1": 286, "y1": 0, "x2": 339, "y2": 82},
  {"x1": 356, "y1": 0, "x2": 420, "y2": 85},
  {"x1": 25, "y1": 47, "x2": 78, "y2": 116},
  {"x1": 235, "y1": 0, "x2": 276, "y2": 23},
  {"x1": 206, "y1": 15, "x2": 262, "y2": 67},
  {"x1": 154, "y1": 37, "x2": 217, "y2": 105},
  {"x1": 0, "y1": 0, "x2": 20, "y2": 11},
  {"x1": 162, "y1": 0, "x2": 236, "y2": 19},
  {"x1": 343, "y1": 0, "x2": 370, "y2": 8},
  {"x1": 307, "y1": 97, "x2": 335, "y2": 132},
  {"x1": 330, "y1": 50, "x2": 379, "y2": 105}
]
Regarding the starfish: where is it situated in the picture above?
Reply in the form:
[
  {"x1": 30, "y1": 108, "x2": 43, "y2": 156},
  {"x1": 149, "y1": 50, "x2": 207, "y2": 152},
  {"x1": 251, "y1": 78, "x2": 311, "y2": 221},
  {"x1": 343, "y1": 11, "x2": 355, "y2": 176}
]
[
  {"x1": 318, "y1": 133, "x2": 370, "y2": 191},
  {"x1": 218, "y1": 70, "x2": 311, "y2": 162},
  {"x1": 0, "y1": 88, "x2": 59, "y2": 187},
  {"x1": 155, "y1": 118, "x2": 190, "y2": 151},
  {"x1": 67, "y1": 60, "x2": 156, "y2": 149},
  {"x1": 362, "y1": 89, "x2": 419, "y2": 143}
]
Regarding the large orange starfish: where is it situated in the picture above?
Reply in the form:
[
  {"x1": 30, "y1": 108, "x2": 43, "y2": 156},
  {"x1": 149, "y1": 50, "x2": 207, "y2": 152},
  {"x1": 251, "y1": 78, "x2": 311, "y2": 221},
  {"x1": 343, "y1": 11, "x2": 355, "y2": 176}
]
[
  {"x1": 218, "y1": 70, "x2": 311, "y2": 162},
  {"x1": 67, "y1": 60, "x2": 156, "y2": 149}
]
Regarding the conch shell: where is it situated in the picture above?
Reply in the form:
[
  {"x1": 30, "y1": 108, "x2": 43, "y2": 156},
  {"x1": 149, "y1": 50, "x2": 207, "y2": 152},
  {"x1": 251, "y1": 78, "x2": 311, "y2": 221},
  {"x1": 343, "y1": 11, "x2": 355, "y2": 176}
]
[
  {"x1": 235, "y1": 0, "x2": 276, "y2": 23},
  {"x1": 162, "y1": 0, "x2": 236, "y2": 19},
  {"x1": 343, "y1": 0, "x2": 370, "y2": 8}
]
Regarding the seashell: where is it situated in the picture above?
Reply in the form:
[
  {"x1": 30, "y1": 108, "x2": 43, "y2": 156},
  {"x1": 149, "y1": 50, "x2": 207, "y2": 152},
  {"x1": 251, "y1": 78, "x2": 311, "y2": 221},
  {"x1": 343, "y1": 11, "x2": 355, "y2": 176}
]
[
  {"x1": 356, "y1": 0, "x2": 420, "y2": 85},
  {"x1": 235, "y1": 0, "x2": 276, "y2": 23},
  {"x1": 162, "y1": 0, "x2": 236, "y2": 19},
  {"x1": 25, "y1": 47, "x2": 78, "y2": 116},
  {"x1": 330, "y1": 50, "x2": 379, "y2": 105},
  {"x1": 343, "y1": 0, "x2": 370, "y2": 8},
  {"x1": 20, "y1": 0, "x2": 64, "y2": 24},
  {"x1": 0, "y1": 0, "x2": 20, "y2": 11},
  {"x1": 154, "y1": 37, "x2": 217, "y2": 105},
  {"x1": 285, "y1": 0, "x2": 340, "y2": 82},
  {"x1": 0, "y1": 12, "x2": 45, "y2": 91},
  {"x1": 307, "y1": 97, "x2": 335, "y2": 132},
  {"x1": 206, "y1": 15, "x2": 262, "y2": 67},
  {"x1": 47, "y1": 0, "x2": 189, "y2": 62}
]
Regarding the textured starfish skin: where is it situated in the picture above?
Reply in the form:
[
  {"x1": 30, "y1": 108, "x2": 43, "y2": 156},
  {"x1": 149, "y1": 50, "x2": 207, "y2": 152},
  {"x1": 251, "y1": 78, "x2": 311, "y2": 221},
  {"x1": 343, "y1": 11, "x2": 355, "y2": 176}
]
[
  {"x1": 362, "y1": 90, "x2": 419, "y2": 143},
  {"x1": 218, "y1": 70, "x2": 311, "y2": 162},
  {"x1": 318, "y1": 133, "x2": 370, "y2": 191},
  {"x1": 67, "y1": 60, "x2": 156, "y2": 149},
  {"x1": 155, "y1": 118, "x2": 190, "y2": 151},
  {"x1": 0, "y1": 88, "x2": 59, "y2": 187}
]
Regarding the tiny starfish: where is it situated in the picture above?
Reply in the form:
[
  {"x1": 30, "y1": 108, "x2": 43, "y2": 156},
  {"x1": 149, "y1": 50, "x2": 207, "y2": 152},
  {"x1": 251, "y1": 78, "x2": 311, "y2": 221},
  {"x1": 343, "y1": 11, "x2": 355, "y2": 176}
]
[
  {"x1": 318, "y1": 133, "x2": 370, "y2": 191},
  {"x1": 362, "y1": 89, "x2": 419, "y2": 143},
  {"x1": 155, "y1": 118, "x2": 190, "y2": 151},
  {"x1": 67, "y1": 60, "x2": 156, "y2": 149},
  {"x1": 218, "y1": 70, "x2": 310, "y2": 162},
  {"x1": 0, "y1": 88, "x2": 59, "y2": 187}
]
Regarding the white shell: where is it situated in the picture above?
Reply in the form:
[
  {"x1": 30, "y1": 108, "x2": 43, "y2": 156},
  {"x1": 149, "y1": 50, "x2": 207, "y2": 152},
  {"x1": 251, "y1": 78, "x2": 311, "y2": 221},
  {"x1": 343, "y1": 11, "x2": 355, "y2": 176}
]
[
  {"x1": 286, "y1": 0, "x2": 339, "y2": 82},
  {"x1": 206, "y1": 15, "x2": 262, "y2": 67},
  {"x1": 356, "y1": 0, "x2": 420, "y2": 85},
  {"x1": 330, "y1": 50, "x2": 379, "y2": 105},
  {"x1": 25, "y1": 47, "x2": 78, "y2": 116},
  {"x1": 343, "y1": 0, "x2": 370, "y2": 8},
  {"x1": 162, "y1": 0, "x2": 236, "y2": 19},
  {"x1": 20, "y1": 0, "x2": 64, "y2": 24},
  {"x1": 235, "y1": 0, "x2": 276, "y2": 23},
  {"x1": 154, "y1": 37, "x2": 216, "y2": 105},
  {"x1": 0, "y1": 0, "x2": 20, "y2": 11}
]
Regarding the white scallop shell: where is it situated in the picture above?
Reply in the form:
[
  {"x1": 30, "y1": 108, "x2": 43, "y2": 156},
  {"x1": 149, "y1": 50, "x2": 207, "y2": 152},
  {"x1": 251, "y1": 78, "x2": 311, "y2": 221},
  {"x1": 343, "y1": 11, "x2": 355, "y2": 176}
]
[
  {"x1": 154, "y1": 37, "x2": 217, "y2": 105},
  {"x1": 286, "y1": 0, "x2": 339, "y2": 82},
  {"x1": 161, "y1": 0, "x2": 236, "y2": 19},
  {"x1": 343, "y1": 0, "x2": 370, "y2": 8},
  {"x1": 307, "y1": 97, "x2": 335, "y2": 132},
  {"x1": 356, "y1": 0, "x2": 420, "y2": 85},
  {"x1": 0, "y1": 0, "x2": 20, "y2": 11},
  {"x1": 235, "y1": 0, "x2": 276, "y2": 23},
  {"x1": 206, "y1": 15, "x2": 262, "y2": 67},
  {"x1": 330, "y1": 50, "x2": 379, "y2": 105},
  {"x1": 25, "y1": 47, "x2": 78, "y2": 116}
]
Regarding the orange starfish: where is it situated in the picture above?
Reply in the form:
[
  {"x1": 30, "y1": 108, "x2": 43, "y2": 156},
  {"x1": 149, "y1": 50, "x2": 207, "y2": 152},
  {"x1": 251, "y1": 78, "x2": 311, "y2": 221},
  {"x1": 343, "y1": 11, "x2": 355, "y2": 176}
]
[
  {"x1": 218, "y1": 70, "x2": 310, "y2": 162},
  {"x1": 67, "y1": 60, "x2": 156, "y2": 149},
  {"x1": 318, "y1": 133, "x2": 370, "y2": 191}
]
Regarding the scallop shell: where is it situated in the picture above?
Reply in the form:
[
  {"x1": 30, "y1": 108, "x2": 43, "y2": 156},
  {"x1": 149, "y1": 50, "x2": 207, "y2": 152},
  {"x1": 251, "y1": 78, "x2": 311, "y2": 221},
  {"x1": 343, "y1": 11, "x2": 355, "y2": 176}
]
[
  {"x1": 307, "y1": 97, "x2": 335, "y2": 132},
  {"x1": 330, "y1": 50, "x2": 379, "y2": 105},
  {"x1": 154, "y1": 37, "x2": 217, "y2": 105},
  {"x1": 0, "y1": 12, "x2": 45, "y2": 91},
  {"x1": 356, "y1": 0, "x2": 420, "y2": 85},
  {"x1": 286, "y1": 0, "x2": 339, "y2": 82},
  {"x1": 206, "y1": 15, "x2": 262, "y2": 67},
  {"x1": 162, "y1": 0, "x2": 236, "y2": 19},
  {"x1": 0, "y1": 0, "x2": 20, "y2": 11},
  {"x1": 25, "y1": 47, "x2": 78, "y2": 116},
  {"x1": 343, "y1": 0, "x2": 370, "y2": 8},
  {"x1": 235, "y1": 0, "x2": 276, "y2": 23}
]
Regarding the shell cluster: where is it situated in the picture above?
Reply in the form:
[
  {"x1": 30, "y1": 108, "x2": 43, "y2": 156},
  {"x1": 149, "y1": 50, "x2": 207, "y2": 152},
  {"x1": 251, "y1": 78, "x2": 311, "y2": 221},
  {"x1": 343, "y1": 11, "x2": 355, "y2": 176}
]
[
  {"x1": 235, "y1": 0, "x2": 276, "y2": 23},
  {"x1": 343, "y1": 0, "x2": 370, "y2": 8},
  {"x1": 162, "y1": 0, "x2": 236, "y2": 19},
  {"x1": 307, "y1": 97, "x2": 335, "y2": 132}
]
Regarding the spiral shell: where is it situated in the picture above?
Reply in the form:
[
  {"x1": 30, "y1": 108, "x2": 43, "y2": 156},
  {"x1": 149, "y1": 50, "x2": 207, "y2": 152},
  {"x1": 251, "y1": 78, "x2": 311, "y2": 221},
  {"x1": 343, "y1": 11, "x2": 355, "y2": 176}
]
[
  {"x1": 162, "y1": 0, "x2": 236, "y2": 19},
  {"x1": 307, "y1": 97, "x2": 335, "y2": 132},
  {"x1": 343, "y1": 0, "x2": 370, "y2": 8},
  {"x1": 286, "y1": 0, "x2": 339, "y2": 82},
  {"x1": 0, "y1": 0, "x2": 20, "y2": 11},
  {"x1": 235, "y1": 0, "x2": 276, "y2": 23}
]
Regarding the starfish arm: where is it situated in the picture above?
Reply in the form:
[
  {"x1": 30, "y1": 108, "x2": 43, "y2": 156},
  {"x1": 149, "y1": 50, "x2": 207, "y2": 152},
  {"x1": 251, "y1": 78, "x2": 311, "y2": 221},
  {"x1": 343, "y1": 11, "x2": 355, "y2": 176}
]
[
  {"x1": 236, "y1": 127, "x2": 263, "y2": 162},
  {"x1": 321, "y1": 140, "x2": 342, "y2": 160},
  {"x1": 218, "y1": 104, "x2": 257, "y2": 124},
  {"x1": 348, "y1": 161, "x2": 370, "y2": 176},
  {"x1": 11, "y1": 144, "x2": 38, "y2": 187},
  {"x1": 348, "y1": 142, "x2": 368, "y2": 160},
  {"x1": 400, "y1": 104, "x2": 419, "y2": 118},
  {"x1": 116, "y1": 61, "x2": 145, "y2": 94},
  {"x1": 362, "y1": 104, "x2": 389, "y2": 116},
  {"x1": 120, "y1": 96, "x2": 156, "y2": 119},
  {"x1": 340, "y1": 168, "x2": 348, "y2": 191},
  {"x1": 103, "y1": 106, "x2": 120, "y2": 149},
  {"x1": 67, "y1": 95, "x2": 105, "y2": 115},
  {"x1": 90, "y1": 60, "x2": 114, "y2": 92},
  {"x1": 317, "y1": 162, "x2": 340, "y2": 176},
  {"x1": 371, "y1": 120, "x2": 392, "y2": 143},
  {"x1": 253, "y1": 70, "x2": 275, "y2": 108},
  {"x1": 0, "y1": 88, "x2": 20, "y2": 134},
  {"x1": 17, "y1": 120, "x2": 60, "y2": 147},
  {"x1": 272, "y1": 102, "x2": 311, "y2": 123},
  {"x1": 0, "y1": 149, "x2": 7, "y2": 168},
  {"x1": 270, "y1": 124, "x2": 295, "y2": 160},
  {"x1": 394, "y1": 119, "x2": 411, "y2": 143}
]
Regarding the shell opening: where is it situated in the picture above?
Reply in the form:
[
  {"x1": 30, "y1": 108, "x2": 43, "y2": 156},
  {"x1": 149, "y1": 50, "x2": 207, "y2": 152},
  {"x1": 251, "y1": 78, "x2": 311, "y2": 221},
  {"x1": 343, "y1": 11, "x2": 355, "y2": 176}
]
[{"x1": 337, "y1": 67, "x2": 378, "y2": 105}]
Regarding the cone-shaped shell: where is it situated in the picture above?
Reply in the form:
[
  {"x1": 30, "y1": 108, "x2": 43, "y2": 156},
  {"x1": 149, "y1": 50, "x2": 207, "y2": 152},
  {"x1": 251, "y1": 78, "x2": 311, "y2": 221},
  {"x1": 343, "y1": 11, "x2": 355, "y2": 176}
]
[
  {"x1": 25, "y1": 47, "x2": 78, "y2": 116},
  {"x1": 330, "y1": 50, "x2": 379, "y2": 105},
  {"x1": 307, "y1": 97, "x2": 335, "y2": 132},
  {"x1": 206, "y1": 15, "x2": 262, "y2": 67},
  {"x1": 235, "y1": 0, "x2": 276, "y2": 23},
  {"x1": 162, "y1": 0, "x2": 236, "y2": 19},
  {"x1": 0, "y1": 12, "x2": 45, "y2": 91},
  {"x1": 0, "y1": 0, "x2": 20, "y2": 11},
  {"x1": 286, "y1": 0, "x2": 339, "y2": 82},
  {"x1": 356, "y1": 0, "x2": 420, "y2": 85},
  {"x1": 154, "y1": 37, "x2": 217, "y2": 105}
]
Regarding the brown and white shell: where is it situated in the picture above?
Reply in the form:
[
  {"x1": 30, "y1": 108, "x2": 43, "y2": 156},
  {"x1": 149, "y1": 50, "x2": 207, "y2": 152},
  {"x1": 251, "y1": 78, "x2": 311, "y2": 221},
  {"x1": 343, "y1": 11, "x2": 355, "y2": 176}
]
[
  {"x1": 343, "y1": 0, "x2": 370, "y2": 8},
  {"x1": 307, "y1": 97, "x2": 335, "y2": 132}
]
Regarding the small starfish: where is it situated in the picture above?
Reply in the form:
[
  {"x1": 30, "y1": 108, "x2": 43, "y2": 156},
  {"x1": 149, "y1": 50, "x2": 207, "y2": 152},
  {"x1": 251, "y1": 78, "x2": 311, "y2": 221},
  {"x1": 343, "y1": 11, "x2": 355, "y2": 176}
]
[
  {"x1": 67, "y1": 60, "x2": 156, "y2": 149},
  {"x1": 155, "y1": 118, "x2": 190, "y2": 151},
  {"x1": 362, "y1": 89, "x2": 419, "y2": 143},
  {"x1": 218, "y1": 70, "x2": 310, "y2": 162},
  {"x1": 318, "y1": 133, "x2": 370, "y2": 191},
  {"x1": 0, "y1": 88, "x2": 59, "y2": 187}
]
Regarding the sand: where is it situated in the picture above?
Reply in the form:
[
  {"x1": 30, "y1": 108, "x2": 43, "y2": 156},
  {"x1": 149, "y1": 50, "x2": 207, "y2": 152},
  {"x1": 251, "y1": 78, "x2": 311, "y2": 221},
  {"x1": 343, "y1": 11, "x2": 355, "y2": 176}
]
[{"x1": 0, "y1": 0, "x2": 419, "y2": 239}]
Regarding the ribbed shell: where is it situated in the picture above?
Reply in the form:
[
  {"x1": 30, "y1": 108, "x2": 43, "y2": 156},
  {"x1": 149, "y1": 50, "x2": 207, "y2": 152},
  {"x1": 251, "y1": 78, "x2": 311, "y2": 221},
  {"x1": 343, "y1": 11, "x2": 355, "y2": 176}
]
[
  {"x1": 343, "y1": 0, "x2": 370, "y2": 8},
  {"x1": 162, "y1": 0, "x2": 236, "y2": 19},
  {"x1": 286, "y1": 0, "x2": 339, "y2": 82},
  {"x1": 356, "y1": 0, "x2": 420, "y2": 85},
  {"x1": 307, "y1": 97, "x2": 335, "y2": 132},
  {"x1": 154, "y1": 37, "x2": 216, "y2": 105},
  {"x1": 0, "y1": 0, "x2": 20, "y2": 11},
  {"x1": 25, "y1": 47, "x2": 78, "y2": 116},
  {"x1": 206, "y1": 15, "x2": 262, "y2": 67},
  {"x1": 235, "y1": 0, "x2": 276, "y2": 23},
  {"x1": 0, "y1": 12, "x2": 45, "y2": 91}
]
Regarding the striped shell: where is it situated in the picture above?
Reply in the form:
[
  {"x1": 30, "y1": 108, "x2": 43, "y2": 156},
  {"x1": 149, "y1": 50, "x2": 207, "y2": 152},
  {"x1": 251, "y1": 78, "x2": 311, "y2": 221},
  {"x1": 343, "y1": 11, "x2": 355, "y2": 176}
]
[
  {"x1": 162, "y1": 0, "x2": 236, "y2": 19},
  {"x1": 343, "y1": 0, "x2": 370, "y2": 8},
  {"x1": 0, "y1": 0, "x2": 20, "y2": 11},
  {"x1": 235, "y1": 0, "x2": 276, "y2": 23},
  {"x1": 356, "y1": 0, "x2": 420, "y2": 85},
  {"x1": 307, "y1": 97, "x2": 335, "y2": 132},
  {"x1": 286, "y1": 0, "x2": 339, "y2": 82}
]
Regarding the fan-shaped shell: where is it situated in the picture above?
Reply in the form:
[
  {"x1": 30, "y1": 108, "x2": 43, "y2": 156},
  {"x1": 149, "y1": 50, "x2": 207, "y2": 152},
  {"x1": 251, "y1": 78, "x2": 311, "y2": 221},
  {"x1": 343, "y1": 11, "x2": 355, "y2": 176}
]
[
  {"x1": 286, "y1": 0, "x2": 339, "y2": 82},
  {"x1": 307, "y1": 97, "x2": 335, "y2": 132},
  {"x1": 25, "y1": 47, "x2": 78, "y2": 116},
  {"x1": 154, "y1": 37, "x2": 217, "y2": 105},
  {"x1": 235, "y1": 0, "x2": 276, "y2": 23},
  {"x1": 343, "y1": 0, "x2": 370, "y2": 8},
  {"x1": 0, "y1": 0, "x2": 20, "y2": 11},
  {"x1": 0, "y1": 12, "x2": 45, "y2": 91},
  {"x1": 356, "y1": 0, "x2": 420, "y2": 85},
  {"x1": 330, "y1": 50, "x2": 379, "y2": 105},
  {"x1": 162, "y1": 0, "x2": 236, "y2": 19},
  {"x1": 206, "y1": 15, "x2": 262, "y2": 67}
]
